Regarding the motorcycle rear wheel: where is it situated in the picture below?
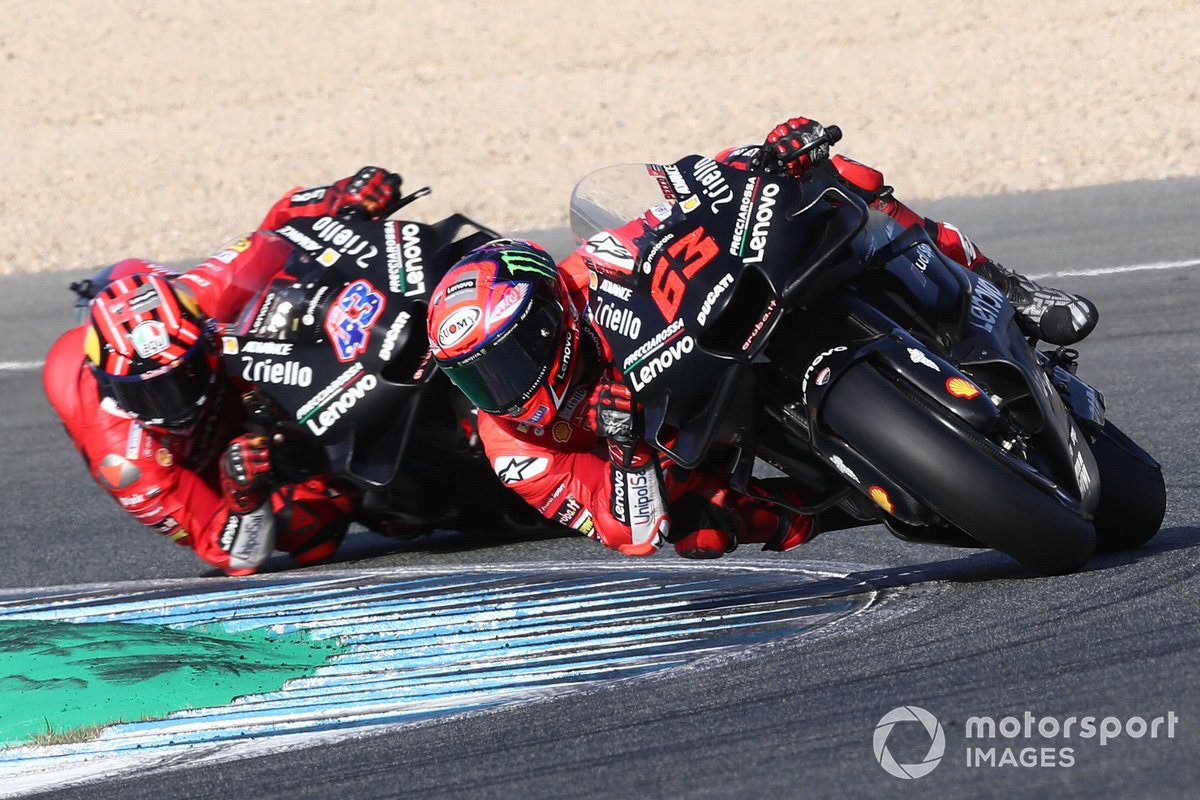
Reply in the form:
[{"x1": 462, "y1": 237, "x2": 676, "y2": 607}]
[{"x1": 822, "y1": 365, "x2": 1096, "y2": 574}]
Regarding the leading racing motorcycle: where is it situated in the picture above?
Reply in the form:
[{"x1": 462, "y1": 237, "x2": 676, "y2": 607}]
[
  {"x1": 569, "y1": 126, "x2": 1166, "y2": 574},
  {"x1": 71, "y1": 200, "x2": 544, "y2": 537}
]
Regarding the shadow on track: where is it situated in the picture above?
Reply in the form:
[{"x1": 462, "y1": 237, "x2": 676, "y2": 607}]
[
  {"x1": 823, "y1": 525, "x2": 1200, "y2": 597},
  {"x1": 196, "y1": 525, "x2": 579, "y2": 578}
]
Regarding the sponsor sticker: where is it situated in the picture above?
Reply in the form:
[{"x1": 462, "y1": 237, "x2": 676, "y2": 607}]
[
  {"x1": 324, "y1": 280, "x2": 386, "y2": 362},
  {"x1": 946, "y1": 377, "x2": 980, "y2": 399},
  {"x1": 437, "y1": 306, "x2": 482, "y2": 348},
  {"x1": 869, "y1": 485, "x2": 895, "y2": 514},
  {"x1": 908, "y1": 348, "x2": 941, "y2": 371},
  {"x1": 488, "y1": 283, "x2": 529, "y2": 327},
  {"x1": 97, "y1": 454, "x2": 141, "y2": 490},
  {"x1": 130, "y1": 320, "x2": 170, "y2": 359},
  {"x1": 494, "y1": 455, "x2": 550, "y2": 485},
  {"x1": 240, "y1": 355, "x2": 314, "y2": 387},
  {"x1": 584, "y1": 232, "x2": 636, "y2": 274}
]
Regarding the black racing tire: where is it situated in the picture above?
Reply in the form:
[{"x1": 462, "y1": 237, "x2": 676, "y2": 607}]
[
  {"x1": 821, "y1": 365, "x2": 1096, "y2": 574},
  {"x1": 1088, "y1": 420, "x2": 1166, "y2": 551}
]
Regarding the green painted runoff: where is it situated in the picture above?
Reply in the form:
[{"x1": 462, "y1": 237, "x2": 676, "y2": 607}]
[{"x1": 0, "y1": 619, "x2": 343, "y2": 745}]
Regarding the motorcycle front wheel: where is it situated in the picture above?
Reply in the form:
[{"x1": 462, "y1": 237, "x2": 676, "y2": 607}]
[{"x1": 821, "y1": 365, "x2": 1096, "y2": 574}]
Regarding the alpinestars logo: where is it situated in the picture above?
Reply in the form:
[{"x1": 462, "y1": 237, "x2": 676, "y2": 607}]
[{"x1": 493, "y1": 456, "x2": 549, "y2": 485}]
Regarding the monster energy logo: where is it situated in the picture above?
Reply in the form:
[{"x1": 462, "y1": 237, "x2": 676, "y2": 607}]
[{"x1": 501, "y1": 250, "x2": 556, "y2": 278}]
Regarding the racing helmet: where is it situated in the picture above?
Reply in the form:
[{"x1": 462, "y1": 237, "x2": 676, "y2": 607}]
[
  {"x1": 427, "y1": 239, "x2": 582, "y2": 424},
  {"x1": 84, "y1": 273, "x2": 220, "y2": 430}
]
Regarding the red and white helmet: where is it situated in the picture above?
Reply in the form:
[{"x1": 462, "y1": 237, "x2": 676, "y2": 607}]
[
  {"x1": 426, "y1": 239, "x2": 582, "y2": 424},
  {"x1": 84, "y1": 273, "x2": 220, "y2": 429}
]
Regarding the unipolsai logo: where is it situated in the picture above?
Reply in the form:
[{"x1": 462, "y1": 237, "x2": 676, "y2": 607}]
[{"x1": 873, "y1": 705, "x2": 946, "y2": 779}]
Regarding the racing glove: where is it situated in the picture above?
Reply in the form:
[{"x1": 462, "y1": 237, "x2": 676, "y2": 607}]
[
  {"x1": 330, "y1": 166, "x2": 404, "y2": 220},
  {"x1": 219, "y1": 433, "x2": 274, "y2": 514},
  {"x1": 755, "y1": 117, "x2": 830, "y2": 177},
  {"x1": 606, "y1": 440, "x2": 670, "y2": 555},
  {"x1": 218, "y1": 434, "x2": 278, "y2": 575},
  {"x1": 584, "y1": 372, "x2": 639, "y2": 444}
]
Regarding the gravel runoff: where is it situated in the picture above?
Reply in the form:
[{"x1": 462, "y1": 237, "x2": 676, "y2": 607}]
[{"x1": 1, "y1": 0, "x2": 1197, "y2": 275}]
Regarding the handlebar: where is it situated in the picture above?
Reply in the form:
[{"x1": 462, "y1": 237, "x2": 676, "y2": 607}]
[
  {"x1": 753, "y1": 123, "x2": 843, "y2": 172},
  {"x1": 798, "y1": 124, "x2": 842, "y2": 158}
]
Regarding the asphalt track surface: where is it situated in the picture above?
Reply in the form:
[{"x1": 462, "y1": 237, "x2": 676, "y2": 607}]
[{"x1": 2, "y1": 177, "x2": 1199, "y2": 798}]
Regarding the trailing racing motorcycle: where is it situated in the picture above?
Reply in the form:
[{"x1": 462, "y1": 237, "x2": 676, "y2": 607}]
[
  {"x1": 568, "y1": 127, "x2": 1166, "y2": 574},
  {"x1": 72, "y1": 200, "x2": 544, "y2": 537}
]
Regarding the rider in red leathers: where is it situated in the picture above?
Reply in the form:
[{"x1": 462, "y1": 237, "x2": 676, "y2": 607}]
[
  {"x1": 425, "y1": 118, "x2": 1100, "y2": 560},
  {"x1": 44, "y1": 168, "x2": 406, "y2": 575}
]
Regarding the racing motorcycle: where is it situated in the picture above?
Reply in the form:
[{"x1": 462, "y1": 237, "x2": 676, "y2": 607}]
[
  {"x1": 569, "y1": 127, "x2": 1166, "y2": 574},
  {"x1": 71, "y1": 199, "x2": 544, "y2": 537}
]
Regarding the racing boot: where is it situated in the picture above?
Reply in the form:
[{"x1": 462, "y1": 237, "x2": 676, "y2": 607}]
[
  {"x1": 972, "y1": 259, "x2": 1098, "y2": 346},
  {"x1": 735, "y1": 482, "x2": 816, "y2": 552},
  {"x1": 673, "y1": 527, "x2": 737, "y2": 559},
  {"x1": 668, "y1": 484, "x2": 741, "y2": 559}
]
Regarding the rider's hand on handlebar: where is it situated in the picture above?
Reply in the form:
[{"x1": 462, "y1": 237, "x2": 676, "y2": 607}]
[
  {"x1": 240, "y1": 390, "x2": 286, "y2": 436},
  {"x1": 219, "y1": 434, "x2": 274, "y2": 514},
  {"x1": 757, "y1": 117, "x2": 831, "y2": 177},
  {"x1": 584, "y1": 372, "x2": 639, "y2": 445},
  {"x1": 331, "y1": 166, "x2": 404, "y2": 220}
]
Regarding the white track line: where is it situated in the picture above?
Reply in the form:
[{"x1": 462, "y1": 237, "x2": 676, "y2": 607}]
[
  {"x1": 1028, "y1": 257, "x2": 1200, "y2": 280},
  {"x1": 0, "y1": 361, "x2": 44, "y2": 372}
]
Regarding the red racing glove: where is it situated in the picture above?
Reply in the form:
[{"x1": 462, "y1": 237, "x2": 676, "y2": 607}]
[
  {"x1": 759, "y1": 117, "x2": 830, "y2": 177},
  {"x1": 330, "y1": 166, "x2": 404, "y2": 220},
  {"x1": 219, "y1": 434, "x2": 274, "y2": 514},
  {"x1": 584, "y1": 372, "x2": 639, "y2": 444}
]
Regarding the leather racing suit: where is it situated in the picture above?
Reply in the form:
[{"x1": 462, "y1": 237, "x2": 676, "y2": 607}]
[{"x1": 42, "y1": 181, "x2": 379, "y2": 575}]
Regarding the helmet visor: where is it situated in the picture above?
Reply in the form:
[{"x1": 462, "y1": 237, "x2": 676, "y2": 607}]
[
  {"x1": 440, "y1": 298, "x2": 563, "y2": 415},
  {"x1": 93, "y1": 336, "x2": 216, "y2": 428}
]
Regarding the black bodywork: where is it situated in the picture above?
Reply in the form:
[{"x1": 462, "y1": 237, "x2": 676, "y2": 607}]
[
  {"x1": 219, "y1": 213, "x2": 539, "y2": 533},
  {"x1": 578, "y1": 154, "x2": 1163, "y2": 566}
]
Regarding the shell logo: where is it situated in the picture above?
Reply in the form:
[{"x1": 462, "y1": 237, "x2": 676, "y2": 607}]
[
  {"x1": 945, "y1": 377, "x2": 980, "y2": 399},
  {"x1": 869, "y1": 485, "x2": 895, "y2": 514}
]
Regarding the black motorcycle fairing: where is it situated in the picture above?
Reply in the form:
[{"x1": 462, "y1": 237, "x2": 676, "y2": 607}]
[
  {"x1": 573, "y1": 157, "x2": 872, "y2": 468},
  {"x1": 570, "y1": 152, "x2": 1104, "y2": 526},
  {"x1": 221, "y1": 214, "x2": 498, "y2": 497}
]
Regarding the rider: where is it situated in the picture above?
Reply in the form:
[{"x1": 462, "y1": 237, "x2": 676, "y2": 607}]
[
  {"x1": 44, "y1": 167, "x2": 406, "y2": 575},
  {"x1": 424, "y1": 117, "x2": 1100, "y2": 559}
]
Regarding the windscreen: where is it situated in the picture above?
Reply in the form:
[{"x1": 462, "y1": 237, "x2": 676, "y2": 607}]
[{"x1": 569, "y1": 163, "x2": 682, "y2": 244}]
